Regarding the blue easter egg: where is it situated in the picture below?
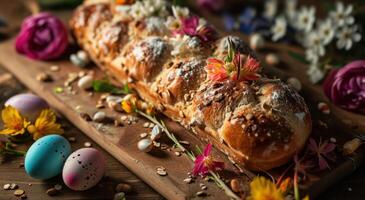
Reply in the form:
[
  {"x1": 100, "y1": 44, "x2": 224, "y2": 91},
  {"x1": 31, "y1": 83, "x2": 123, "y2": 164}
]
[{"x1": 25, "y1": 135, "x2": 71, "y2": 180}]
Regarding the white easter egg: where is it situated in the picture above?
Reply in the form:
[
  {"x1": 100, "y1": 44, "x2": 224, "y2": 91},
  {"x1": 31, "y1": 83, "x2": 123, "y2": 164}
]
[{"x1": 62, "y1": 148, "x2": 105, "y2": 191}]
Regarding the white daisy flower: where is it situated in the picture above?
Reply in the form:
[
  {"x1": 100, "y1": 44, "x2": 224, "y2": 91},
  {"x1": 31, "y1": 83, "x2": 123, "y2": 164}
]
[
  {"x1": 330, "y1": 2, "x2": 354, "y2": 28},
  {"x1": 271, "y1": 16, "x2": 287, "y2": 41},
  {"x1": 166, "y1": 16, "x2": 181, "y2": 32},
  {"x1": 172, "y1": 6, "x2": 190, "y2": 19},
  {"x1": 264, "y1": 0, "x2": 278, "y2": 20},
  {"x1": 318, "y1": 19, "x2": 335, "y2": 45},
  {"x1": 336, "y1": 25, "x2": 362, "y2": 50},
  {"x1": 305, "y1": 48, "x2": 319, "y2": 64},
  {"x1": 296, "y1": 6, "x2": 316, "y2": 32},
  {"x1": 305, "y1": 31, "x2": 325, "y2": 64},
  {"x1": 285, "y1": 0, "x2": 297, "y2": 22},
  {"x1": 130, "y1": 1, "x2": 147, "y2": 20},
  {"x1": 307, "y1": 63, "x2": 324, "y2": 83}
]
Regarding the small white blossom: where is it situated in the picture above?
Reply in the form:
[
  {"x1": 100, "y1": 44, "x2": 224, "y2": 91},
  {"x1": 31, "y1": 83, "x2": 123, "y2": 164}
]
[
  {"x1": 172, "y1": 6, "x2": 189, "y2": 19},
  {"x1": 336, "y1": 25, "x2": 362, "y2": 50},
  {"x1": 285, "y1": 0, "x2": 297, "y2": 22},
  {"x1": 271, "y1": 16, "x2": 287, "y2": 41},
  {"x1": 318, "y1": 19, "x2": 335, "y2": 45},
  {"x1": 130, "y1": 0, "x2": 168, "y2": 20},
  {"x1": 307, "y1": 63, "x2": 325, "y2": 84},
  {"x1": 264, "y1": 0, "x2": 278, "y2": 20},
  {"x1": 305, "y1": 48, "x2": 319, "y2": 64},
  {"x1": 330, "y1": 2, "x2": 354, "y2": 28},
  {"x1": 307, "y1": 31, "x2": 325, "y2": 55},
  {"x1": 130, "y1": 1, "x2": 147, "y2": 20},
  {"x1": 166, "y1": 16, "x2": 181, "y2": 32},
  {"x1": 296, "y1": 6, "x2": 316, "y2": 32}
]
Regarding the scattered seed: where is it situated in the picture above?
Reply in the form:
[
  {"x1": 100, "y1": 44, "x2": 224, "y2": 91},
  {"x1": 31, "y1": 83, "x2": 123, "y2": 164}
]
[
  {"x1": 330, "y1": 137, "x2": 337, "y2": 143},
  {"x1": 140, "y1": 132, "x2": 148, "y2": 138},
  {"x1": 204, "y1": 177, "x2": 211, "y2": 182},
  {"x1": 80, "y1": 112, "x2": 92, "y2": 121},
  {"x1": 50, "y1": 65, "x2": 60, "y2": 71},
  {"x1": 93, "y1": 111, "x2": 106, "y2": 122},
  {"x1": 156, "y1": 167, "x2": 167, "y2": 176},
  {"x1": 153, "y1": 141, "x2": 161, "y2": 148},
  {"x1": 54, "y1": 184, "x2": 62, "y2": 191},
  {"x1": 318, "y1": 102, "x2": 330, "y2": 114},
  {"x1": 120, "y1": 116, "x2": 128, "y2": 121},
  {"x1": 143, "y1": 122, "x2": 150, "y2": 128},
  {"x1": 77, "y1": 50, "x2": 90, "y2": 64},
  {"x1": 114, "y1": 119, "x2": 123, "y2": 127},
  {"x1": 113, "y1": 192, "x2": 125, "y2": 200},
  {"x1": 84, "y1": 142, "x2": 92, "y2": 147},
  {"x1": 138, "y1": 138, "x2": 153, "y2": 152},
  {"x1": 18, "y1": 162, "x2": 24, "y2": 168},
  {"x1": 14, "y1": 189, "x2": 24, "y2": 196},
  {"x1": 343, "y1": 138, "x2": 362, "y2": 155},
  {"x1": 150, "y1": 125, "x2": 162, "y2": 141},
  {"x1": 54, "y1": 87, "x2": 64, "y2": 94},
  {"x1": 265, "y1": 53, "x2": 280, "y2": 66},
  {"x1": 201, "y1": 185, "x2": 207, "y2": 190},
  {"x1": 149, "y1": 123, "x2": 155, "y2": 128},
  {"x1": 28, "y1": 183, "x2": 32, "y2": 186},
  {"x1": 196, "y1": 191, "x2": 207, "y2": 197},
  {"x1": 115, "y1": 183, "x2": 132, "y2": 193},
  {"x1": 10, "y1": 183, "x2": 18, "y2": 190},
  {"x1": 77, "y1": 75, "x2": 94, "y2": 90},
  {"x1": 183, "y1": 177, "x2": 193, "y2": 184},
  {"x1": 230, "y1": 178, "x2": 241, "y2": 193},
  {"x1": 36, "y1": 72, "x2": 53, "y2": 82},
  {"x1": 46, "y1": 187, "x2": 59, "y2": 196},
  {"x1": 174, "y1": 151, "x2": 181, "y2": 157},
  {"x1": 67, "y1": 137, "x2": 76, "y2": 142},
  {"x1": 3, "y1": 184, "x2": 10, "y2": 190}
]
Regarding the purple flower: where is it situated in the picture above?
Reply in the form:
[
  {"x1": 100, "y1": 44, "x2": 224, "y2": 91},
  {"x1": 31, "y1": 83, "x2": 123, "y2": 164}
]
[
  {"x1": 308, "y1": 138, "x2": 336, "y2": 170},
  {"x1": 15, "y1": 12, "x2": 68, "y2": 60},
  {"x1": 181, "y1": 15, "x2": 199, "y2": 36},
  {"x1": 192, "y1": 144, "x2": 224, "y2": 176},
  {"x1": 238, "y1": 7, "x2": 271, "y2": 35},
  {"x1": 197, "y1": 0, "x2": 224, "y2": 12},
  {"x1": 323, "y1": 60, "x2": 365, "y2": 114},
  {"x1": 177, "y1": 15, "x2": 217, "y2": 43}
]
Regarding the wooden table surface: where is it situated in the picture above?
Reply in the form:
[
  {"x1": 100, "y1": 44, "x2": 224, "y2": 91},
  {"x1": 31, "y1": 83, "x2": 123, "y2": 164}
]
[{"x1": 0, "y1": 1, "x2": 364, "y2": 199}]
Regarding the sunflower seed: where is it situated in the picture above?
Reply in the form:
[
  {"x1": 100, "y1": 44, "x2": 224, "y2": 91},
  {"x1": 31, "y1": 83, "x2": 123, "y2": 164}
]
[
  {"x1": 54, "y1": 184, "x2": 62, "y2": 191},
  {"x1": 14, "y1": 189, "x2": 24, "y2": 196},
  {"x1": 3, "y1": 184, "x2": 10, "y2": 190},
  {"x1": 196, "y1": 191, "x2": 206, "y2": 196},
  {"x1": 84, "y1": 142, "x2": 92, "y2": 147}
]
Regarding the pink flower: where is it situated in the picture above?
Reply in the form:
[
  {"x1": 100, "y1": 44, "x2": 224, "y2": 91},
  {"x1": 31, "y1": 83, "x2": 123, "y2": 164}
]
[
  {"x1": 197, "y1": 0, "x2": 224, "y2": 12},
  {"x1": 323, "y1": 60, "x2": 365, "y2": 114},
  {"x1": 177, "y1": 15, "x2": 217, "y2": 43},
  {"x1": 192, "y1": 144, "x2": 224, "y2": 176},
  {"x1": 15, "y1": 12, "x2": 68, "y2": 60},
  {"x1": 181, "y1": 15, "x2": 199, "y2": 36},
  {"x1": 308, "y1": 138, "x2": 336, "y2": 170}
]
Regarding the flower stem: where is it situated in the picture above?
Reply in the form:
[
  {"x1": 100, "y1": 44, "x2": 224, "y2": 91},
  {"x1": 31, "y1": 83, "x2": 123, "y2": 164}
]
[{"x1": 136, "y1": 109, "x2": 240, "y2": 200}]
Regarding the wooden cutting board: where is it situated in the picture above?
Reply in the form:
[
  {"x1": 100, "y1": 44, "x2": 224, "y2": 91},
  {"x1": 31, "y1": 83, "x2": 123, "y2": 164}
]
[{"x1": 0, "y1": 38, "x2": 364, "y2": 200}]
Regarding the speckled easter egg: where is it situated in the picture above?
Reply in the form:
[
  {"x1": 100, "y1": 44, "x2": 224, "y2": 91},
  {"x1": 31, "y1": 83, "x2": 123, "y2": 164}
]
[
  {"x1": 25, "y1": 135, "x2": 71, "y2": 180},
  {"x1": 5, "y1": 93, "x2": 49, "y2": 121},
  {"x1": 62, "y1": 148, "x2": 106, "y2": 191}
]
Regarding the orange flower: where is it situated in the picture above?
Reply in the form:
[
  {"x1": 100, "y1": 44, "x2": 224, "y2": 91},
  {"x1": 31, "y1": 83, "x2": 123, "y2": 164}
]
[
  {"x1": 205, "y1": 58, "x2": 229, "y2": 82},
  {"x1": 233, "y1": 54, "x2": 260, "y2": 81},
  {"x1": 115, "y1": 0, "x2": 135, "y2": 5},
  {"x1": 278, "y1": 177, "x2": 292, "y2": 193},
  {"x1": 121, "y1": 100, "x2": 134, "y2": 113}
]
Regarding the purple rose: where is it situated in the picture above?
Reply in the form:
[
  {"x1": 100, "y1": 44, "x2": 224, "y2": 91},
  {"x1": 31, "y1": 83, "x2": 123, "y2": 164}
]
[
  {"x1": 197, "y1": 0, "x2": 224, "y2": 12},
  {"x1": 323, "y1": 60, "x2": 365, "y2": 114},
  {"x1": 15, "y1": 13, "x2": 68, "y2": 60}
]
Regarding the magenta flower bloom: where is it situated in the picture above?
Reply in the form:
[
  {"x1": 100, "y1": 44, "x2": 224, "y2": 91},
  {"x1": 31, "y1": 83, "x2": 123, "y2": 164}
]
[
  {"x1": 323, "y1": 60, "x2": 365, "y2": 114},
  {"x1": 192, "y1": 144, "x2": 224, "y2": 176},
  {"x1": 308, "y1": 138, "x2": 336, "y2": 170},
  {"x1": 15, "y1": 12, "x2": 68, "y2": 60},
  {"x1": 197, "y1": 0, "x2": 224, "y2": 12},
  {"x1": 181, "y1": 15, "x2": 199, "y2": 36}
]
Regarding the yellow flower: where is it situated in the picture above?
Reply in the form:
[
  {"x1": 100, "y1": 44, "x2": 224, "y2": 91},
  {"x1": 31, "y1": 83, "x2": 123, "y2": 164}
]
[
  {"x1": 302, "y1": 195, "x2": 310, "y2": 200},
  {"x1": 121, "y1": 100, "x2": 134, "y2": 113},
  {"x1": 27, "y1": 109, "x2": 63, "y2": 140},
  {"x1": 0, "y1": 106, "x2": 30, "y2": 136},
  {"x1": 247, "y1": 176, "x2": 284, "y2": 200}
]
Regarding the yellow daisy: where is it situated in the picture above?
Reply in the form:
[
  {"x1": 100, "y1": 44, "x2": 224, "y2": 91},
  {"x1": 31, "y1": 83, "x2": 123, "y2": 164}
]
[
  {"x1": 27, "y1": 109, "x2": 63, "y2": 140},
  {"x1": 247, "y1": 176, "x2": 284, "y2": 200},
  {"x1": 0, "y1": 106, "x2": 30, "y2": 136}
]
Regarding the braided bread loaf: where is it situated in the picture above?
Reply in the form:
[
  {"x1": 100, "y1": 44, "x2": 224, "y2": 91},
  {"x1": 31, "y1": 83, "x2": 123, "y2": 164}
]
[{"x1": 70, "y1": 0, "x2": 312, "y2": 170}]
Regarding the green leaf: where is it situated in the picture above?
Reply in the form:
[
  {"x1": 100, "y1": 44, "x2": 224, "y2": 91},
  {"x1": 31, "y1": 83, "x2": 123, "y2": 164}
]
[
  {"x1": 288, "y1": 51, "x2": 310, "y2": 65},
  {"x1": 92, "y1": 80, "x2": 130, "y2": 95}
]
